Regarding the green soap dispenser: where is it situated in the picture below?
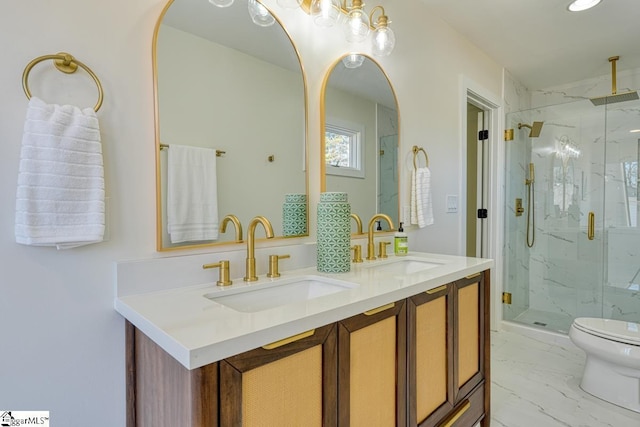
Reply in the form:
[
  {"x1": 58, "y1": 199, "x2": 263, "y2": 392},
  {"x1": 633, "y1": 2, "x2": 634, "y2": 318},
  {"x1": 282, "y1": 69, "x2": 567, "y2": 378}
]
[{"x1": 394, "y1": 222, "x2": 408, "y2": 256}]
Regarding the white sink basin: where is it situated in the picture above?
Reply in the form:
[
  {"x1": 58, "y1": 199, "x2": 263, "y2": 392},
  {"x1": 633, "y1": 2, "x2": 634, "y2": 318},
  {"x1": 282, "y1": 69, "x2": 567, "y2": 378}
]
[
  {"x1": 362, "y1": 257, "x2": 443, "y2": 275},
  {"x1": 204, "y1": 275, "x2": 358, "y2": 313}
]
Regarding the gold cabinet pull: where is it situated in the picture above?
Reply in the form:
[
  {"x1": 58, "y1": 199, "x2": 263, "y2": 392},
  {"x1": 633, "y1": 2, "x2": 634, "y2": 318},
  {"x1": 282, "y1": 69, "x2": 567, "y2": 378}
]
[
  {"x1": 588, "y1": 211, "x2": 595, "y2": 240},
  {"x1": 465, "y1": 272, "x2": 481, "y2": 280},
  {"x1": 442, "y1": 400, "x2": 470, "y2": 427},
  {"x1": 426, "y1": 284, "x2": 447, "y2": 294},
  {"x1": 364, "y1": 302, "x2": 395, "y2": 316},
  {"x1": 262, "y1": 329, "x2": 315, "y2": 350}
]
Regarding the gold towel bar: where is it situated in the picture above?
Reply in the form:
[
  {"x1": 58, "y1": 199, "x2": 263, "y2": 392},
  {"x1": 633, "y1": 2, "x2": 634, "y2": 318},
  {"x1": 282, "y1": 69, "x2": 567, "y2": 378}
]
[
  {"x1": 159, "y1": 143, "x2": 225, "y2": 157},
  {"x1": 22, "y1": 52, "x2": 104, "y2": 112},
  {"x1": 412, "y1": 145, "x2": 429, "y2": 169}
]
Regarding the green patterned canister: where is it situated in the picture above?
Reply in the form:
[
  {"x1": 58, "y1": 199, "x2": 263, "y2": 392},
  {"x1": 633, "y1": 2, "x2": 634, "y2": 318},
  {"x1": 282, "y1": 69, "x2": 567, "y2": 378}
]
[
  {"x1": 317, "y1": 192, "x2": 351, "y2": 273},
  {"x1": 283, "y1": 193, "x2": 307, "y2": 236}
]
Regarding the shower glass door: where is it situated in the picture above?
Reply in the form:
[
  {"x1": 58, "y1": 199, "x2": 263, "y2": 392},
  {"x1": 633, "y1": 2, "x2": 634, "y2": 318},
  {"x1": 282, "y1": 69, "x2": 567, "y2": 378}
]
[
  {"x1": 504, "y1": 99, "x2": 607, "y2": 333},
  {"x1": 602, "y1": 99, "x2": 640, "y2": 322}
]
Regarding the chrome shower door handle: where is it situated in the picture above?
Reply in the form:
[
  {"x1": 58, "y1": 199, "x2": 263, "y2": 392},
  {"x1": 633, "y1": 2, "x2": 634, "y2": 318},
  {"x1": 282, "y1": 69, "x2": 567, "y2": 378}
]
[{"x1": 588, "y1": 212, "x2": 595, "y2": 240}]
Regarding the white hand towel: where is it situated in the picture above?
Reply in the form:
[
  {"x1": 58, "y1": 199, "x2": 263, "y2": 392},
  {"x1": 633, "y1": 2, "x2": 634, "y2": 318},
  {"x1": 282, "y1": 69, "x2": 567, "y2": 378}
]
[
  {"x1": 15, "y1": 97, "x2": 105, "y2": 249},
  {"x1": 410, "y1": 167, "x2": 434, "y2": 228},
  {"x1": 167, "y1": 144, "x2": 219, "y2": 243}
]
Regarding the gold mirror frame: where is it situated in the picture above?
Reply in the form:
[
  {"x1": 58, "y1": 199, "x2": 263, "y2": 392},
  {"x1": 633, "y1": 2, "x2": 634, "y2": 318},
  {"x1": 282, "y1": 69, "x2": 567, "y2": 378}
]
[
  {"x1": 320, "y1": 54, "x2": 400, "y2": 234},
  {"x1": 153, "y1": 0, "x2": 309, "y2": 251}
]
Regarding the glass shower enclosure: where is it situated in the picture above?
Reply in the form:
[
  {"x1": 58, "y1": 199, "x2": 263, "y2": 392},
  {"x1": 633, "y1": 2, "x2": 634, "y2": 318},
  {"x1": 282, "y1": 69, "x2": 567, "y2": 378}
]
[{"x1": 504, "y1": 97, "x2": 640, "y2": 333}]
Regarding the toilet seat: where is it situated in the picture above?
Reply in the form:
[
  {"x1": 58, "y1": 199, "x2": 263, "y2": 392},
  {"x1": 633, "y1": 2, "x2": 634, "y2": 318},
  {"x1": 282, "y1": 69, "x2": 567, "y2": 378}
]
[{"x1": 573, "y1": 317, "x2": 640, "y2": 346}]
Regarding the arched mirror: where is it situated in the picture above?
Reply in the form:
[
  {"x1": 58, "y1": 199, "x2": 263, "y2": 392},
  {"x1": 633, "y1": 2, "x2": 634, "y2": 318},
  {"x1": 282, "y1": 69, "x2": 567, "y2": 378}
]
[
  {"x1": 321, "y1": 54, "x2": 399, "y2": 234},
  {"x1": 154, "y1": 0, "x2": 308, "y2": 250}
]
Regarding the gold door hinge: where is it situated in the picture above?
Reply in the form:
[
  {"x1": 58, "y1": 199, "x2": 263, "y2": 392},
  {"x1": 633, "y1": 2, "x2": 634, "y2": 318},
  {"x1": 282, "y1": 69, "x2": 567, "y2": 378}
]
[{"x1": 502, "y1": 292, "x2": 512, "y2": 304}]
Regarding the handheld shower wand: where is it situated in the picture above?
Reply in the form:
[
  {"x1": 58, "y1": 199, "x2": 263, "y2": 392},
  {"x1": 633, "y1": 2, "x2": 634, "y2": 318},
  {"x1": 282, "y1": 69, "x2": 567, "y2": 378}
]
[{"x1": 526, "y1": 163, "x2": 535, "y2": 248}]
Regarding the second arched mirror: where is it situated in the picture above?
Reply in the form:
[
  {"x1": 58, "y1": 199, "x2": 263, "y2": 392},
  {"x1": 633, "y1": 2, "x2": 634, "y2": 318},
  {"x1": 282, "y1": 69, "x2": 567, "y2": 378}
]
[
  {"x1": 321, "y1": 54, "x2": 399, "y2": 234},
  {"x1": 155, "y1": 0, "x2": 308, "y2": 250}
]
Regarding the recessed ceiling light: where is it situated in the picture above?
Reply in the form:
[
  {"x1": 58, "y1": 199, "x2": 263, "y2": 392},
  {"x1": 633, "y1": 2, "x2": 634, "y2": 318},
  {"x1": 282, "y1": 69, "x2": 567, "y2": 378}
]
[
  {"x1": 630, "y1": 129, "x2": 640, "y2": 133},
  {"x1": 568, "y1": 0, "x2": 602, "y2": 12}
]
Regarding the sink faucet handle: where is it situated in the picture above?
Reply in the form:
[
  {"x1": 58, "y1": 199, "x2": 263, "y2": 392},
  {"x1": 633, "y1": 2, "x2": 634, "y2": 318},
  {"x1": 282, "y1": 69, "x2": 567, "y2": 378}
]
[
  {"x1": 351, "y1": 245, "x2": 363, "y2": 263},
  {"x1": 203, "y1": 260, "x2": 232, "y2": 287},
  {"x1": 267, "y1": 254, "x2": 290, "y2": 278},
  {"x1": 378, "y1": 241, "x2": 391, "y2": 259}
]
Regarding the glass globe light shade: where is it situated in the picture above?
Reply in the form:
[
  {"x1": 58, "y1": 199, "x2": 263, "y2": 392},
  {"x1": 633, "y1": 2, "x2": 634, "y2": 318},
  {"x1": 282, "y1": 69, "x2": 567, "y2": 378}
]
[
  {"x1": 372, "y1": 26, "x2": 395, "y2": 56},
  {"x1": 248, "y1": 0, "x2": 276, "y2": 27},
  {"x1": 209, "y1": 0, "x2": 234, "y2": 7},
  {"x1": 311, "y1": 0, "x2": 341, "y2": 27},
  {"x1": 277, "y1": 0, "x2": 303, "y2": 8},
  {"x1": 343, "y1": 8, "x2": 370, "y2": 43},
  {"x1": 342, "y1": 53, "x2": 365, "y2": 69}
]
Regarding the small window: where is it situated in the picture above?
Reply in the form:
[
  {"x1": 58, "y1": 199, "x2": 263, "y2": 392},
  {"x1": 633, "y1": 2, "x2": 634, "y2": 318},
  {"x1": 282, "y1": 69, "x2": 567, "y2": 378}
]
[{"x1": 325, "y1": 118, "x2": 364, "y2": 178}]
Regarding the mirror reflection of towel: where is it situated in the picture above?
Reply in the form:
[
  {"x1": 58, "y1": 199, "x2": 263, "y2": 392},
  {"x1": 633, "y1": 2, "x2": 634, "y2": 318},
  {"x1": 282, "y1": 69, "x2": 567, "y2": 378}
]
[
  {"x1": 15, "y1": 97, "x2": 105, "y2": 249},
  {"x1": 410, "y1": 167, "x2": 434, "y2": 228},
  {"x1": 167, "y1": 144, "x2": 219, "y2": 243}
]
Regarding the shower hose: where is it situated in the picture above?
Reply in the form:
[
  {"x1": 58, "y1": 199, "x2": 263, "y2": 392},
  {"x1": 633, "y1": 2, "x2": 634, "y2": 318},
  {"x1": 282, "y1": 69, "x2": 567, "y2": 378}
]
[{"x1": 526, "y1": 180, "x2": 535, "y2": 248}]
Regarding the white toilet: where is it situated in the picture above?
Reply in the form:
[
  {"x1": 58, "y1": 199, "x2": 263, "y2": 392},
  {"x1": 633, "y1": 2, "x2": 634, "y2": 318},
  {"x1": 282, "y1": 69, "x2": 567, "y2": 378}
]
[{"x1": 569, "y1": 317, "x2": 640, "y2": 413}]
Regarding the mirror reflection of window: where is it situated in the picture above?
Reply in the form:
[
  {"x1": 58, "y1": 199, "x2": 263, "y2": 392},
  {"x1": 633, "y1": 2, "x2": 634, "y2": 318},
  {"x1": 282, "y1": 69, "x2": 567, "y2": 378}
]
[
  {"x1": 322, "y1": 55, "x2": 399, "y2": 231},
  {"x1": 325, "y1": 119, "x2": 364, "y2": 178}
]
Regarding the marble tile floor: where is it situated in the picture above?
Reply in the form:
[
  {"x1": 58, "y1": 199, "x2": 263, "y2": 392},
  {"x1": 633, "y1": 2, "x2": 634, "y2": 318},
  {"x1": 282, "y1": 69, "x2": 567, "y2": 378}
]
[{"x1": 491, "y1": 328, "x2": 640, "y2": 427}]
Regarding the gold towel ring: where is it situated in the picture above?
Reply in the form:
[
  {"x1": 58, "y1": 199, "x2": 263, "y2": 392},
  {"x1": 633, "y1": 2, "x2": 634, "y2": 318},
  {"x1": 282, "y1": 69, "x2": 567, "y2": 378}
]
[
  {"x1": 22, "y1": 52, "x2": 104, "y2": 112},
  {"x1": 412, "y1": 145, "x2": 429, "y2": 169}
]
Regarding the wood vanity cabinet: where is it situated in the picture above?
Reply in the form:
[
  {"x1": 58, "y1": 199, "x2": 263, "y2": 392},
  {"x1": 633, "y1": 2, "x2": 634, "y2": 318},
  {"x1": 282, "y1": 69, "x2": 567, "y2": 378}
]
[
  {"x1": 127, "y1": 322, "x2": 337, "y2": 427},
  {"x1": 219, "y1": 323, "x2": 337, "y2": 427},
  {"x1": 126, "y1": 270, "x2": 489, "y2": 427},
  {"x1": 407, "y1": 271, "x2": 490, "y2": 427},
  {"x1": 337, "y1": 300, "x2": 407, "y2": 426}
]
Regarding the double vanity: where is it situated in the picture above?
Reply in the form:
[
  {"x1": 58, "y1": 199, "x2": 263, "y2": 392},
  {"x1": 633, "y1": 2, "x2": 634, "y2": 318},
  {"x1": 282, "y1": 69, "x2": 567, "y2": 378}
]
[
  {"x1": 134, "y1": 1, "x2": 493, "y2": 424},
  {"x1": 116, "y1": 252, "x2": 492, "y2": 426}
]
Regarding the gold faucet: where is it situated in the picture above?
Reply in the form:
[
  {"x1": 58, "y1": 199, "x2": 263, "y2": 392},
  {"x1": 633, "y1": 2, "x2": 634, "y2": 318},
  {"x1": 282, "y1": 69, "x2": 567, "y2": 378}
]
[
  {"x1": 350, "y1": 213, "x2": 363, "y2": 234},
  {"x1": 221, "y1": 214, "x2": 243, "y2": 242},
  {"x1": 366, "y1": 213, "x2": 394, "y2": 260},
  {"x1": 244, "y1": 216, "x2": 274, "y2": 281}
]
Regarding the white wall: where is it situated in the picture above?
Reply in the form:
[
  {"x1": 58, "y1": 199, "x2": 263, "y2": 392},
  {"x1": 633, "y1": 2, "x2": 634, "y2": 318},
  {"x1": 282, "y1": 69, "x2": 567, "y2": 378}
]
[{"x1": 0, "y1": 0, "x2": 503, "y2": 424}]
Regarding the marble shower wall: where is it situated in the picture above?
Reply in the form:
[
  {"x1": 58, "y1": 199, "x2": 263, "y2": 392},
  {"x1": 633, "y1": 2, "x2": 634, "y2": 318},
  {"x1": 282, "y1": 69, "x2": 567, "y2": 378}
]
[
  {"x1": 377, "y1": 105, "x2": 399, "y2": 225},
  {"x1": 503, "y1": 67, "x2": 640, "y2": 329}
]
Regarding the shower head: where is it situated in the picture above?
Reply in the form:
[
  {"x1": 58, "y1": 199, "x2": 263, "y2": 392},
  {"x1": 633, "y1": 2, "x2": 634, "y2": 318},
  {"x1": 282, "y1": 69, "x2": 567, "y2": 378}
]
[
  {"x1": 518, "y1": 121, "x2": 544, "y2": 138},
  {"x1": 590, "y1": 91, "x2": 639, "y2": 106},
  {"x1": 590, "y1": 56, "x2": 640, "y2": 106}
]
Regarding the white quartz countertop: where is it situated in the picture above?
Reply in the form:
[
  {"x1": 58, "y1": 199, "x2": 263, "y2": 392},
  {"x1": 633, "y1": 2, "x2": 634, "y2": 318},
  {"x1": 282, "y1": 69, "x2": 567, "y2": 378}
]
[{"x1": 115, "y1": 252, "x2": 493, "y2": 369}]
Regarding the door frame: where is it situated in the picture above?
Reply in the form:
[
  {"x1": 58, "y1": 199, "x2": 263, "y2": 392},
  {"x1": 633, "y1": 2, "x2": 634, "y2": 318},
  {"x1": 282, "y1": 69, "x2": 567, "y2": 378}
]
[{"x1": 459, "y1": 75, "x2": 504, "y2": 331}]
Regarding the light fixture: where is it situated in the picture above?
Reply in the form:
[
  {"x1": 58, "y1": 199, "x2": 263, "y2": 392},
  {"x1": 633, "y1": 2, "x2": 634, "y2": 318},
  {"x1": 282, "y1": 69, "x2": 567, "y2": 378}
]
[
  {"x1": 370, "y1": 6, "x2": 394, "y2": 56},
  {"x1": 310, "y1": 0, "x2": 342, "y2": 27},
  {"x1": 300, "y1": 0, "x2": 396, "y2": 56},
  {"x1": 343, "y1": 0, "x2": 370, "y2": 43},
  {"x1": 277, "y1": 0, "x2": 303, "y2": 8},
  {"x1": 208, "y1": 0, "x2": 234, "y2": 7},
  {"x1": 248, "y1": 0, "x2": 275, "y2": 27},
  {"x1": 342, "y1": 53, "x2": 365, "y2": 68},
  {"x1": 567, "y1": 0, "x2": 602, "y2": 12}
]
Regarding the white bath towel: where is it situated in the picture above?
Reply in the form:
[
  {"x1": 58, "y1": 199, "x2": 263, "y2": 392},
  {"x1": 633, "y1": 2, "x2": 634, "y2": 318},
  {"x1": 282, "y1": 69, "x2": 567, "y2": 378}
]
[
  {"x1": 410, "y1": 167, "x2": 434, "y2": 228},
  {"x1": 15, "y1": 97, "x2": 105, "y2": 249},
  {"x1": 167, "y1": 144, "x2": 219, "y2": 243}
]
